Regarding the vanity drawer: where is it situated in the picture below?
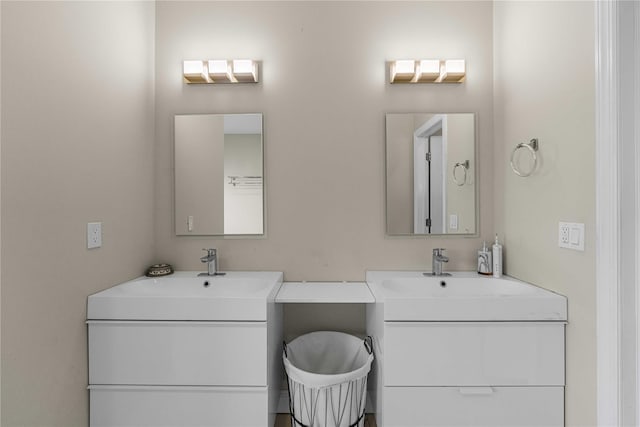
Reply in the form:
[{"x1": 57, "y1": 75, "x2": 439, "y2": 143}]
[
  {"x1": 384, "y1": 322, "x2": 564, "y2": 386},
  {"x1": 89, "y1": 385, "x2": 268, "y2": 427},
  {"x1": 384, "y1": 386, "x2": 564, "y2": 426},
  {"x1": 88, "y1": 321, "x2": 267, "y2": 386}
]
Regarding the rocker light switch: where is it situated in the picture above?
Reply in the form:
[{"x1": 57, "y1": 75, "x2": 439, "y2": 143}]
[{"x1": 570, "y1": 227, "x2": 580, "y2": 245}]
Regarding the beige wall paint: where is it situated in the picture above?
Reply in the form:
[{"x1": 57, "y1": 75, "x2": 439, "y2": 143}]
[
  {"x1": 0, "y1": 1, "x2": 598, "y2": 425},
  {"x1": 0, "y1": 2, "x2": 3, "y2": 421},
  {"x1": 154, "y1": 0, "x2": 494, "y2": 358},
  {"x1": 175, "y1": 114, "x2": 225, "y2": 234},
  {"x1": 1, "y1": 2, "x2": 156, "y2": 426},
  {"x1": 155, "y1": 1, "x2": 494, "y2": 277},
  {"x1": 385, "y1": 113, "x2": 418, "y2": 234},
  {"x1": 493, "y1": 2, "x2": 596, "y2": 426},
  {"x1": 446, "y1": 114, "x2": 475, "y2": 234}
]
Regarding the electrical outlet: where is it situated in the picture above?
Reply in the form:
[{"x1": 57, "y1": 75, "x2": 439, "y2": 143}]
[
  {"x1": 87, "y1": 222, "x2": 102, "y2": 249},
  {"x1": 559, "y1": 221, "x2": 584, "y2": 251},
  {"x1": 559, "y1": 223, "x2": 570, "y2": 244}
]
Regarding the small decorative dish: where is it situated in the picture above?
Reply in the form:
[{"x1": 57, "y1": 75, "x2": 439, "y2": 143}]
[{"x1": 145, "y1": 263, "x2": 174, "y2": 277}]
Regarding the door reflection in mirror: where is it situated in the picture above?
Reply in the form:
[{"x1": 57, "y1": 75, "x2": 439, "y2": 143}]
[{"x1": 386, "y1": 113, "x2": 476, "y2": 236}]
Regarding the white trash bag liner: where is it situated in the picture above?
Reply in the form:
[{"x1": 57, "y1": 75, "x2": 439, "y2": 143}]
[{"x1": 283, "y1": 331, "x2": 374, "y2": 427}]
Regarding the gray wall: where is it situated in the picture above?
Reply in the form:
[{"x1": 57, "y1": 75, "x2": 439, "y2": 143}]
[
  {"x1": 154, "y1": 0, "x2": 495, "y2": 353},
  {"x1": 174, "y1": 114, "x2": 225, "y2": 234},
  {"x1": 0, "y1": 1, "x2": 597, "y2": 426},
  {"x1": 493, "y1": 2, "x2": 596, "y2": 426},
  {"x1": 154, "y1": 1, "x2": 495, "y2": 278},
  {"x1": 1, "y1": 2, "x2": 156, "y2": 425}
]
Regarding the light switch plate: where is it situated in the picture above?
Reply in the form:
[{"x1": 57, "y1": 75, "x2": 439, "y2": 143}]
[
  {"x1": 449, "y1": 214, "x2": 458, "y2": 230},
  {"x1": 87, "y1": 222, "x2": 102, "y2": 249},
  {"x1": 559, "y1": 221, "x2": 584, "y2": 251}
]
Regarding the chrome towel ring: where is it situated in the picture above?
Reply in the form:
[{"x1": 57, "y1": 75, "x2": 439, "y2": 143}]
[
  {"x1": 453, "y1": 160, "x2": 469, "y2": 186},
  {"x1": 510, "y1": 138, "x2": 538, "y2": 177}
]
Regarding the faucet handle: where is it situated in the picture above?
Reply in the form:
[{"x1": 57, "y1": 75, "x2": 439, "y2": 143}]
[
  {"x1": 433, "y1": 248, "x2": 446, "y2": 255},
  {"x1": 202, "y1": 248, "x2": 216, "y2": 256}
]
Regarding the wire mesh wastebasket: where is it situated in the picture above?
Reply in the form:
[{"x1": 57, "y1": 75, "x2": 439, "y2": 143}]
[{"x1": 283, "y1": 331, "x2": 374, "y2": 427}]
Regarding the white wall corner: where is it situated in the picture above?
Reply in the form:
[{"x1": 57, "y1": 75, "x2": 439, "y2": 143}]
[
  {"x1": 595, "y1": 0, "x2": 621, "y2": 426},
  {"x1": 0, "y1": 1, "x2": 3, "y2": 422},
  {"x1": 636, "y1": 2, "x2": 640, "y2": 425}
]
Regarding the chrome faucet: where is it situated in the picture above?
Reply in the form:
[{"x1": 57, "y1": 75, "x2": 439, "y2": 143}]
[
  {"x1": 431, "y1": 248, "x2": 451, "y2": 276},
  {"x1": 199, "y1": 248, "x2": 224, "y2": 276}
]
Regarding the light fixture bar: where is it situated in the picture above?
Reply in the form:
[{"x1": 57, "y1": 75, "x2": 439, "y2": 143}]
[
  {"x1": 232, "y1": 59, "x2": 258, "y2": 83},
  {"x1": 390, "y1": 60, "x2": 416, "y2": 83},
  {"x1": 183, "y1": 59, "x2": 259, "y2": 84},
  {"x1": 208, "y1": 60, "x2": 234, "y2": 83},
  {"x1": 416, "y1": 59, "x2": 441, "y2": 82},
  {"x1": 441, "y1": 59, "x2": 466, "y2": 82},
  {"x1": 389, "y1": 59, "x2": 465, "y2": 84},
  {"x1": 183, "y1": 60, "x2": 209, "y2": 83}
]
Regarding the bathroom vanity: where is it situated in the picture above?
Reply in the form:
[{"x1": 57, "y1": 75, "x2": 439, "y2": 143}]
[
  {"x1": 87, "y1": 271, "x2": 566, "y2": 427},
  {"x1": 86, "y1": 272, "x2": 283, "y2": 427},
  {"x1": 366, "y1": 271, "x2": 567, "y2": 427}
]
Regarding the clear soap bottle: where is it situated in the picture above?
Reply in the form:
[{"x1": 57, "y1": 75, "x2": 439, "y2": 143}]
[{"x1": 477, "y1": 242, "x2": 492, "y2": 275}]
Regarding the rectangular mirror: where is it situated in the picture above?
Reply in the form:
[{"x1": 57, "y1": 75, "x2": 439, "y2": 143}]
[
  {"x1": 386, "y1": 113, "x2": 476, "y2": 235},
  {"x1": 174, "y1": 113, "x2": 263, "y2": 236}
]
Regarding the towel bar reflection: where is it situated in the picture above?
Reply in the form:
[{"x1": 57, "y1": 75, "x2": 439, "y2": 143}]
[
  {"x1": 228, "y1": 176, "x2": 262, "y2": 188},
  {"x1": 510, "y1": 139, "x2": 538, "y2": 177},
  {"x1": 453, "y1": 160, "x2": 469, "y2": 186}
]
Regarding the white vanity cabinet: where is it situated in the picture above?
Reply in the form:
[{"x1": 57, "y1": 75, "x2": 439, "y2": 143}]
[
  {"x1": 87, "y1": 272, "x2": 284, "y2": 427},
  {"x1": 366, "y1": 271, "x2": 567, "y2": 427}
]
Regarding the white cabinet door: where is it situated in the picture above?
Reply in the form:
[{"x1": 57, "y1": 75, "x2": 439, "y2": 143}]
[
  {"x1": 384, "y1": 386, "x2": 564, "y2": 427},
  {"x1": 385, "y1": 322, "x2": 564, "y2": 386},
  {"x1": 90, "y1": 386, "x2": 268, "y2": 427},
  {"x1": 89, "y1": 321, "x2": 266, "y2": 386}
]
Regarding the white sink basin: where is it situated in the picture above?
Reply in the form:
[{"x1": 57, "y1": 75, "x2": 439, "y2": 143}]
[
  {"x1": 366, "y1": 271, "x2": 567, "y2": 321},
  {"x1": 381, "y1": 276, "x2": 541, "y2": 297},
  {"x1": 87, "y1": 271, "x2": 283, "y2": 321}
]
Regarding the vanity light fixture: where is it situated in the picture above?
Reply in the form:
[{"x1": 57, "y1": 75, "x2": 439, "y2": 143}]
[
  {"x1": 390, "y1": 60, "x2": 416, "y2": 82},
  {"x1": 416, "y1": 59, "x2": 442, "y2": 82},
  {"x1": 232, "y1": 59, "x2": 258, "y2": 83},
  {"x1": 389, "y1": 59, "x2": 465, "y2": 84},
  {"x1": 183, "y1": 59, "x2": 259, "y2": 84},
  {"x1": 441, "y1": 59, "x2": 466, "y2": 82},
  {"x1": 183, "y1": 60, "x2": 208, "y2": 83},
  {"x1": 207, "y1": 60, "x2": 233, "y2": 83}
]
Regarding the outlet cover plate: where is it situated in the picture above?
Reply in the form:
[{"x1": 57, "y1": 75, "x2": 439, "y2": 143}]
[
  {"x1": 559, "y1": 221, "x2": 584, "y2": 251},
  {"x1": 87, "y1": 222, "x2": 102, "y2": 249}
]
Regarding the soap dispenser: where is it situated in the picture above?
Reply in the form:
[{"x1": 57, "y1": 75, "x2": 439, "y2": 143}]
[
  {"x1": 492, "y1": 234, "x2": 503, "y2": 278},
  {"x1": 477, "y1": 242, "x2": 492, "y2": 275}
]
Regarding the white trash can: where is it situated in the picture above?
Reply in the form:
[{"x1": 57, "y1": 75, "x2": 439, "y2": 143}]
[{"x1": 283, "y1": 331, "x2": 374, "y2": 427}]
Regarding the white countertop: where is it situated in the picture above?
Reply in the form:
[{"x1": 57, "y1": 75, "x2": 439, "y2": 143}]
[
  {"x1": 87, "y1": 271, "x2": 284, "y2": 321},
  {"x1": 365, "y1": 271, "x2": 567, "y2": 321},
  {"x1": 275, "y1": 281, "x2": 375, "y2": 303}
]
